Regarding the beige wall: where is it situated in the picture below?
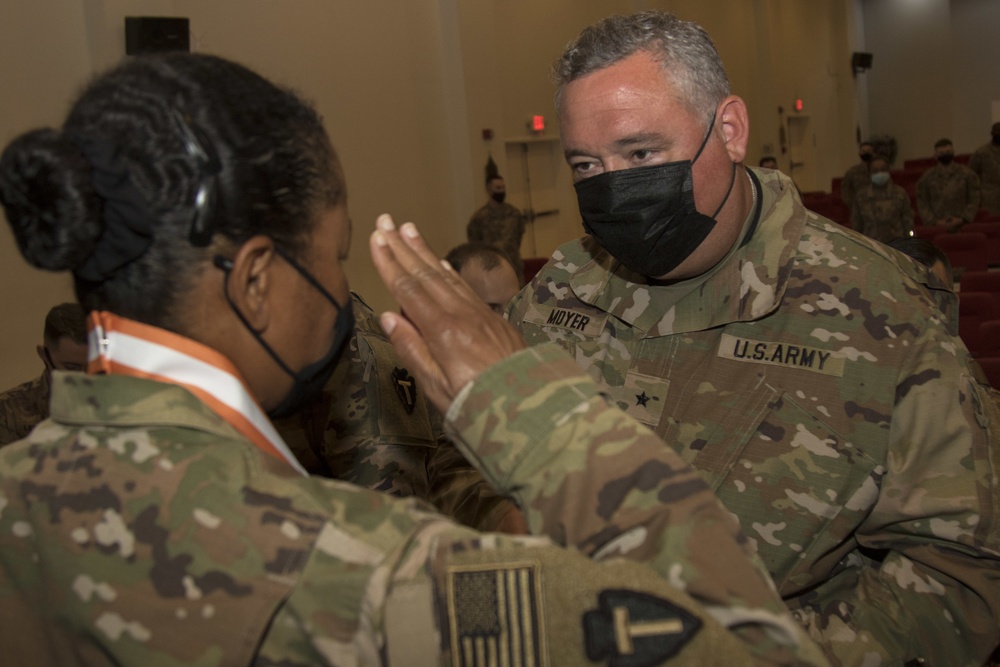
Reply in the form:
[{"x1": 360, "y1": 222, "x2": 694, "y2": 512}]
[
  {"x1": 1, "y1": 0, "x2": 863, "y2": 388},
  {"x1": 864, "y1": 0, "x2": 1000, "y2": 163}
]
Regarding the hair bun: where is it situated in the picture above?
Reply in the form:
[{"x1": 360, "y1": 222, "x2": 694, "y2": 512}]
[{"x1": 0, "y1": 128, "x2": 103, "y2": 271}]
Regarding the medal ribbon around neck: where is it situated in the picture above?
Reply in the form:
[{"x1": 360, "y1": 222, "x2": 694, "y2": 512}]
[{"x1": 86, "y1": 311, "x2": 307, "y2": 475}]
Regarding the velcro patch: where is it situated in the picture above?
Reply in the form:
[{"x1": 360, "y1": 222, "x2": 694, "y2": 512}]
[
  {"x1": 584, "y1": 589, "x2": 701, "y2": 666},
  {"x1": 525, "y1": 305, "x2": 607, "y2": 337},
  {"x1": 717, "y1": 333, "x2": 845, "y2": 377},
  {"x1": 447, "y1": 561, "x2": 546, "y2": 667}
]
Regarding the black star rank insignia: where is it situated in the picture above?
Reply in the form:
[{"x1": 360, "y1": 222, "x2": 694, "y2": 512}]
[
  {"x1": 583, "y1": 589, "x2": 701, "y2": 666},
  {"x1": 392, "y1": 367, "x2": 417, "y2": 415},
  {"x1": 635, "y1": 391, "x2": 651, "y2": 407}
]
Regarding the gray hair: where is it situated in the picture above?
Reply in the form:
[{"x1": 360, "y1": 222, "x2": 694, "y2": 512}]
[{"x1": 554, "y1": 11, "x2": 730, "y2": 126}]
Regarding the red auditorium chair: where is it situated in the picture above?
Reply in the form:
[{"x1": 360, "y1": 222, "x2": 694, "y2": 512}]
[
  {"x1": 959, "y1": 271, "x2": 1000, "y2": 315},
  {"x1": 976, "y1": 320, "x2": 1000, "y2": 357},
  {"x1": 903, "y1": 157, "x2": 937, "y2": 171},
  {"x1": 962, "y1": 221, "x2": 1000, "y2": 266},
  {"x1": 523, "y1": 257, "x2": 549, "y2": 285},
  {"x1": 958, "y1": 291, "x2": 997, "y2": 356},
  {"x1": 914, "y1": 226, "x2": 948, "y2": 242},
  {"x1": 976, "y1": 357, "x2": 1000, "y2": 388},
  {"x1": 934, "y1": 232, "x2": 989, "y2": 274}
]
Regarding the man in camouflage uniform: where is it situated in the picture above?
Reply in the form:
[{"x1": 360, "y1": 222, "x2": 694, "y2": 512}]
[
  {"x1": 850, "y1": 154, "x2": 914, "y2": 244},
  {"x1": 0, "y1": 302, "x2": 87, "y2": 446},
  {"x1": 839, "y1": 141, "x2": 873, "y2": 208},
  {"x1": 969, "y1": 122, "x2": 1000, "y2": 215},
  {"x1": 467, "y1": 175, "x2": 526, "y2": 285},
  {"x1": 508, "y1": 11, "x2": 1000, "y2": 666},
  {"x1": 916, "y1": 138, "x2": 981, "y2": 228},
  {"x1": 275, "y1": 292, "x2": 524, "y2": 532},
  {"x1": 0, "y1": 217, "x2": 831, "y2": 666}
]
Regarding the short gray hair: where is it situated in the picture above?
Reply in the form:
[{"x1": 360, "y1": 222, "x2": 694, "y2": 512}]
[{"x1": 554, "y1": 11, "x2": 730, "y2": 126}]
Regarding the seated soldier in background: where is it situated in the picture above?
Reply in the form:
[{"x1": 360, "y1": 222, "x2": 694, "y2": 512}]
[
  {"x1": 916, "y1": 138, "x2": 981, "y2": 229},
  {"x1": 274, "y1": 291, "x2": 527, "y2": 533},
  {"x1": 0, "y1": 302, "x2": 87, "y2": 446},
  {"x1": 840, "y1": 140, "x2": 874, "y2": 208},
  {"x1": 445, "y1": 242, "x2": 521, "y2": 314},
  {"x1": 851, "y1": 154, "x2": 914, "y2": 244}
]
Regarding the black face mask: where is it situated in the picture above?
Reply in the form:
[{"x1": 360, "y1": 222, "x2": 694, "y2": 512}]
[
  {"x1": 491, "y1": 191, "x2": 506, "y2": 204},
  {"x1": 574, "y1": 113, "x2": 736, "y2": 278},
  {"x1": 938, "y1": 153, "x2": 954, "y2": 166},
  {"x1": 860, "y1": 153, "x2": 873, "y2": 162},
  {"x1": 214, "y1": 246, "x2": 355, "y2": 419},
  {"x1": 992, "y1": 135, "x2": 1000, "y2": 146}
]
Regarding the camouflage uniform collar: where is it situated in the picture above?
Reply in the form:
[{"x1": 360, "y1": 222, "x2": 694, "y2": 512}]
[
  {"x1": 84, "y1": 311, "x2": 307, "y2": 474},
  {"x1": 564, "y1": 168, "x2": 798, "y2": 336},
  {"x1": 49, "y1": 371, "x2": 248, "y2": 441}
]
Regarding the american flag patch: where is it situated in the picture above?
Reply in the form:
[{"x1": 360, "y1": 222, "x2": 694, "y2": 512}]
[{"x1": 447, "y1": 561, "x2": 546, "y2": 667}]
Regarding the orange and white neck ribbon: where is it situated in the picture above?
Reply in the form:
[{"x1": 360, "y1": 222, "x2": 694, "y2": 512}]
[{"x1": 87, "y1": 311, "x2": 307, "y2": 475}]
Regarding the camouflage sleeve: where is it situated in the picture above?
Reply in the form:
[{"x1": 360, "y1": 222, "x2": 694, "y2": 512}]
[
  {"x1": 969, "y1": 150, "x2": 983, "y2": 177},
  {"x1": 964, "y1": 169, "x2": 982, "y2": 222},
  {"x1": 789, "y1": 329, "x2": 1000, "y2": 666},
  {"x1": 849, "y1": 199, "x2": 865, "y2": 238},
  {"x1": 261, "y1": 343, "x2": 828, "y2": 666},
  {"x1": 916, "y1": 175, "x2": 934, "y2": 224},
  {"x1": 840, "y1": 173, "x2": 855, "y2": 207},
  {"x1": 441, "y1": 343, "x2": 828, "y2": 665},
  {"x1": 467, "y1": 216, "x2": 483, "y2": 243},
  {"x1": 901, "y1": 190, "x2": 914, "y2": 231},
  {"x1": 425, "y1": 432, "x2": 523, "y2": 531}
]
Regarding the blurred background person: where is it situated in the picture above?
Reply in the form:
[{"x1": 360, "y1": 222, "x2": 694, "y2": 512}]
[
  {"x1": 0, "y1": 302, "x2": 86, "y2": 446},
  {"x1": 467, "y1": 161, "x2": 526, "y2": 286},
  {"x1": 917, "y1": 137, "x2": 980, "y2": 230},
  {"x1": 851, "y1": 154, "x2": 914, "y2": 244},
  {"x1": 445, "y1": 242, "x2": 521, "y2": 314},
  {"x1": 969, "y1": 121, "x2": 1000, "y2": 216},
  {"x1": 840, "y1": 140, "x2": 874, "y2": 208}
]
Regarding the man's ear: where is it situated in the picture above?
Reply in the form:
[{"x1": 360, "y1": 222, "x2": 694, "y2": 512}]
[
  {"x1": 223, "y1": 235, "x2": 279, "y2": 332},
  {"x1": 718, "y1": 95, "x2": 750, "y2": 164}
]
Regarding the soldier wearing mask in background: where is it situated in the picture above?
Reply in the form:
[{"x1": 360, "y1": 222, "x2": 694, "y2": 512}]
[
  {"x1": 850, "y1": 153, "x2": 914, "y2": 244},
  {"x1": 916, "y1": 138, "x2": 980, "y2": 229},
  {"x1": 0, "y1": 302, "x2": 87, "y2": 446},
  {"x1": 839, "y1": 140, "x2": 874, "y2": 208},
  {"x1": 509, "y1": 10, "x2": 1000, "y2": 666},
  {"x1": 467, "y1": 172, "x2": 526, "y2": 285},
  {"x1": 969, "y1": 121, "x2": 1000, "y2": 215}
]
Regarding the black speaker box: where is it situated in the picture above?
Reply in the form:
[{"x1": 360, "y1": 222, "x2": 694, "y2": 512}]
[
  {"x1": 125, "y1": 17, "x2": 190, "y2": 55},
  {"x1": 851, "y1": 52, "x2": 874, "y2": 71}
]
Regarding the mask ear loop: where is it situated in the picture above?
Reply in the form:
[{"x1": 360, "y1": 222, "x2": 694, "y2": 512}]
[
  {"x1": 691, "y1": 110, "x2": 718, "y2": 164},
  {"x1": 212, "y1": 254, "x2": 298, "y2": 379},
  {"x1": 690, "y1": 108, "x2": 736, "y2": 219}
]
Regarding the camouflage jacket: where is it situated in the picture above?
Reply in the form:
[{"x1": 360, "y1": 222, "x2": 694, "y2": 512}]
[
  {"x1": 467, "y1": 201, "x2": 526, "y2": 279},
  {"x1": 0, "y1": 347, "x2": 830, "y2": 666},
  {"x1": 274, "y1": 292, "x2": 516, "y2": 531},
  {"x1": 839, "y1": 162, "x2": 870, "y2": 208},
  {"x1": 508, "y1": 168, "x2": 1000, "y2": 666},
  {"x1": 969, "y1": 142, "x2": 1000, "y2": 215},
  {"x1": 916, "y1": 162, "x2": 981, "y2": 224},
  {"x1": 850, "y1": 182, "x2": 914, "y2": 244},
  {"x1": 0, "y1": 371, "x2": 48, "y2": 447}
]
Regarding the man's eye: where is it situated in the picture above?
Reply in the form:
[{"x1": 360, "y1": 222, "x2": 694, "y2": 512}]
[{"x1": 632, "y1": 150, "x2": 652, "y2": 161}]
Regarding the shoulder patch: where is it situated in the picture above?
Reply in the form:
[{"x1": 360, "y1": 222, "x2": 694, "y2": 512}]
[
  {"x1": 525, "y1": 305, "x2": 608, "y2": 337},
  {"x1": 447, "y1": 561, "x2": 546, "y2": 667},
  {"x1": 718, "y1": 333, "x2": 845, "y2": 377},
  {"x1": 584, "y1": 589, "x2": 701, "y2": 666}
]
